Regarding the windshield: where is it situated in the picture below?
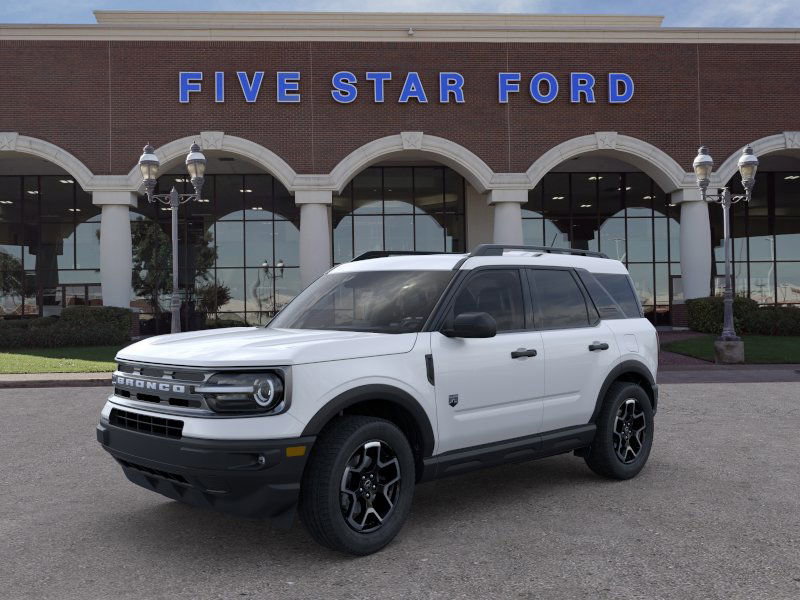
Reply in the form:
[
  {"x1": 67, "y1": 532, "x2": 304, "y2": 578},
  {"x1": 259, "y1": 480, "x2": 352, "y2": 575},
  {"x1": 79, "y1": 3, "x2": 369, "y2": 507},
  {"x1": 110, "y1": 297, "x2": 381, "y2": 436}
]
[{"x1": 269, "y1": 270, "x2": 454, "y2": 333}]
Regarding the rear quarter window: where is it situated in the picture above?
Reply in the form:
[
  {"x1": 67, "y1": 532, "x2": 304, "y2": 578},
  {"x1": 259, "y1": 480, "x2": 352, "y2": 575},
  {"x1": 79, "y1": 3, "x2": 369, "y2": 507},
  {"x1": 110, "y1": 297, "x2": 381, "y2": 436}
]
[{"x1": 592, "y1": 273, "x2": 643, "y2": 319}]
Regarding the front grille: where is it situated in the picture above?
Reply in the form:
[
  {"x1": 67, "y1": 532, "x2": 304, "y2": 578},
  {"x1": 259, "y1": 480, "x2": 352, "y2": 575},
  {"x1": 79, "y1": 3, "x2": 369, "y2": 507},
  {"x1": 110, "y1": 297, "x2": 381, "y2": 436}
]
[
  {"x1": 109, "y1": 408, "x2": 183, "y2": 439},
  {"x1": 112, "y1": 362, "x2": 211, "y2": 413},
  {"x1": 117, "y1": 458, "x2": 188, "y2": 483}
]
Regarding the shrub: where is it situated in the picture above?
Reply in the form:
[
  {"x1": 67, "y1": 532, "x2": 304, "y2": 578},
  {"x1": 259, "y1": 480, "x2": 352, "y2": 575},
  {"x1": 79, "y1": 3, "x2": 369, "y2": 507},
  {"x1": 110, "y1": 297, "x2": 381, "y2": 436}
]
[
  {"x1": 686, "y1": 296, "x2": 759, "y2": 335},
  {"x1": 0, "y1": 306, "x2": 132, "y2": 349},
  {"x1": 687, "y1": 296, "x2": 800, "y2": 336},
  {"x1": 747, "y1": 306, "x2": 800, "y2": 336}
]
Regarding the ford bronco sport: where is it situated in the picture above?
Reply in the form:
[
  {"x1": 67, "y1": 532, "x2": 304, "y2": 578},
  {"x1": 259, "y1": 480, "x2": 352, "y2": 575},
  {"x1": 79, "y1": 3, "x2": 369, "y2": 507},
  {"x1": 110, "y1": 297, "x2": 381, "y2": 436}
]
[{"x1": 97, "y1": 244, "x2": 658, "y2": 555}]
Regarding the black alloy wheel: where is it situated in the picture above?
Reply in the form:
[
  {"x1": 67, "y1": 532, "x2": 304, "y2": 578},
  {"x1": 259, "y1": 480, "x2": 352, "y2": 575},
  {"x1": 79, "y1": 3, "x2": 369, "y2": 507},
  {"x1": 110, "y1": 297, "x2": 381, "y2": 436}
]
[
  {"x1": 613, "y1": 398, "x2": 647, "y2": 464},
  {"x1": 339, "y1": 440, "x2": 402, "y2": 533},
  {"x1": 584, "y1": 381, "x2": 654, "y2": 480},
  {"x1": 299, "y1": 415, "x2": 415, "y2": 555}
]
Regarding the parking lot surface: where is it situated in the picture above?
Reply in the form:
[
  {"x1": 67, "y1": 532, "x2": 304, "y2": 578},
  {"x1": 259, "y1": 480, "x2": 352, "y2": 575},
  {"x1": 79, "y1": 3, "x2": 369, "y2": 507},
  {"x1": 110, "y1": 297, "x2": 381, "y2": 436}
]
[{"x1": 1, "y1": 383, "x2": 798, "y2": 600}]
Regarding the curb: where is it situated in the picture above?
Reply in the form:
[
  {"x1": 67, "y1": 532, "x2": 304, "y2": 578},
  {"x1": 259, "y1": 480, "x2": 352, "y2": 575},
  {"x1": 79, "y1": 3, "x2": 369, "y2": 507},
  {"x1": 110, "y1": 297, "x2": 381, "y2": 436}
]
[{"x1": 0, "y1": 377, "x2": 111, "y2": 389}]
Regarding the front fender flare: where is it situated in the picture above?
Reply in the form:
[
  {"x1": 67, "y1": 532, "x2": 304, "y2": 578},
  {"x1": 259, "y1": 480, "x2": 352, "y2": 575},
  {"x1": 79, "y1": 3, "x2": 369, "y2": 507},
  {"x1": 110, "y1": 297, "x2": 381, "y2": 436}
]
[{"x1": 301, "y1": 384, "x2": 436, "y2": 457}]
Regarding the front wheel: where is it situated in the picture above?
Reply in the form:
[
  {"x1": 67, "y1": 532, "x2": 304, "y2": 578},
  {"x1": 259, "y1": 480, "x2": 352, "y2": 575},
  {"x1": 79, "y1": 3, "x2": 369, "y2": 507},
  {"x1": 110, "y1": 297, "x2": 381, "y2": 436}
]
[
  {"x1": 584, "y1": 382, "x2": 654, "y2": 480},
  {"x1": 299, "y1": 416, "x2": 415, "y2": 555}
]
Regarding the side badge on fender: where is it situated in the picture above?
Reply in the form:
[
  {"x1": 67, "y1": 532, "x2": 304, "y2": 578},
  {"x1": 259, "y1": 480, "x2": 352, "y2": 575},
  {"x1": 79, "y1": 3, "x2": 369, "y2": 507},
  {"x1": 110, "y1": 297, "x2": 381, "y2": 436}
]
[{"x1": 448, "y1": 394, "x2": 458, "y2": 407}]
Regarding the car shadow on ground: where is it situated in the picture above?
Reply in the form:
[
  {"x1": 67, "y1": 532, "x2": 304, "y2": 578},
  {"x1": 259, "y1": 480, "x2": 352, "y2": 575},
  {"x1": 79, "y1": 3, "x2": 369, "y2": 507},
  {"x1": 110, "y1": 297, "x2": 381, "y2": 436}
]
[{"x1": 98, "y1": 454, "x2": 613, "y2": 562}]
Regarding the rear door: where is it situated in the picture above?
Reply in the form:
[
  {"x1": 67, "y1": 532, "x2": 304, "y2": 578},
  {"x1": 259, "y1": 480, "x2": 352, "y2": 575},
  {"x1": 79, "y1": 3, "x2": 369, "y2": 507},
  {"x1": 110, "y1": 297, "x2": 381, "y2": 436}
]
[
  {"x1": 526, "y1": 268, "x2": 619, "y2": 432},
  {"x1": 431, "y1": 268, "x2": 545, "y2": 454}
]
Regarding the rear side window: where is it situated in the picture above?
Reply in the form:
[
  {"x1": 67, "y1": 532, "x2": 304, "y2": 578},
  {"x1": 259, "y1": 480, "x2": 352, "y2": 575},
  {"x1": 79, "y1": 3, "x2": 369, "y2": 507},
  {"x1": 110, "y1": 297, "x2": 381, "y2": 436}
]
[
  {"x1": 594, "y1": 273, "x2": 643, "y2": 318},
  {"x1": 528, "y1": 269, "x2": 592, "y2": 329},
  {"x1": 576, "y1": 270, "x2": 626, "y2": 320}
]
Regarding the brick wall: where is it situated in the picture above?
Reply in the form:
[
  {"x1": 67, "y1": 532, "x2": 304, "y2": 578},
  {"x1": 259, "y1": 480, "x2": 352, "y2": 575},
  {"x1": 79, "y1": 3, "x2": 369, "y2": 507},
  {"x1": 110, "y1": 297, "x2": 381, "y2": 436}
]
[{"x1": 1, "y1": 39, "x2": 799, "y2": 177}]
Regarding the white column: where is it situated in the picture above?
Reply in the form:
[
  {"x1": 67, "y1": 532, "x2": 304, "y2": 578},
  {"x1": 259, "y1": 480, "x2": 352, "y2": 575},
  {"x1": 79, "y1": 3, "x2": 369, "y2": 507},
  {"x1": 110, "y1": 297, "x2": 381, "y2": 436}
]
[
  {"x1": 488, "y1": 189, "x2": 527, "y2": 245},
  {"x1": 673, "y1": 188, "x2": 712, "y2": 300},
  {"x1": 93, "y1": 191, "x2": 136, "y2": 308},
  {"x1": 296, "y1": 190, "x2": 333, "y2": 288}
]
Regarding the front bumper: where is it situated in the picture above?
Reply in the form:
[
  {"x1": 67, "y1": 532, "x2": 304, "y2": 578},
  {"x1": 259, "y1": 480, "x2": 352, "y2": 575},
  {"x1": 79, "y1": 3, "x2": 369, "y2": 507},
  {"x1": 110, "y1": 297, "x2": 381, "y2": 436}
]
[{"x1": 97, "y1": 422, "x2": 315, "y2": 526}]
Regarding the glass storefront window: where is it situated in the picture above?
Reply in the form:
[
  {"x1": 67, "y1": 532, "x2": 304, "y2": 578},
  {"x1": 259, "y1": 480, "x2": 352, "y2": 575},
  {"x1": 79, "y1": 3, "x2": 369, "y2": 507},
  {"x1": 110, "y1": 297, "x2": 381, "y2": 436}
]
[
  {"x1": 333, "y1": 166, "x2": 467, "y2": 262},
  {"x1": 0, "y1": 175, "x2": 102, "y2": 318},
  {"x1": 128, "y1": 173, "x2": 300, "y2": 333}
]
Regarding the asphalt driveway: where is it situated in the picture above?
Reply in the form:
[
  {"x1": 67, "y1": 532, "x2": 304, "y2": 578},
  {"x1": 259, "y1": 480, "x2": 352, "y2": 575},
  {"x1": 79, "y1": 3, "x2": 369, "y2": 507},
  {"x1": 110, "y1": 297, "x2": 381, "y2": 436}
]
[{"x1": 1, "y1": 384, "x2": 798, "y2": 600}]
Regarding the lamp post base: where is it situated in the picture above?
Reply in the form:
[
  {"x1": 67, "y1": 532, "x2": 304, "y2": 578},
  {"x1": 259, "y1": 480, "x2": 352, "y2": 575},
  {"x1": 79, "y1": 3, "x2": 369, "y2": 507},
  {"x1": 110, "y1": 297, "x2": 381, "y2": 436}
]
[{"x1": 714, "y1": 339, "x2": 745, "y2": 364}]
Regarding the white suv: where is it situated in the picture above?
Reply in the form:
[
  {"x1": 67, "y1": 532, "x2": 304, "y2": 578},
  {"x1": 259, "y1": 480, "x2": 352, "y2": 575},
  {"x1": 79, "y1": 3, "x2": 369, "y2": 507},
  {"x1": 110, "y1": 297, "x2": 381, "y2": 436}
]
[{"x1": 97, "y1": 244, "x2": 658, "y2": 555}]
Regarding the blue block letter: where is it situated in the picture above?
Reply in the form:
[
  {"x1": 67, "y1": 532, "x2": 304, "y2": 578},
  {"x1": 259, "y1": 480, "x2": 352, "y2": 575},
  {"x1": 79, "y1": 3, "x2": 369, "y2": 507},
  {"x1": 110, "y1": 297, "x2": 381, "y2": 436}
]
[
  {"x1": 399, "y1": 72, "x2": 428, "y2": 103},
  {"x1": 331, "y1": 71, "x2": 358, "y2": 104},
  {"x1": 179, "y1": 72, "x2": 203, "y2": 103},
  {"x1": 214, "y1": 71, "x2": 224, "y2": 103},
  {"x1": 366, "y1": 72, "x2": 392, "y2": 103},
  {"x1": 498, "y1": 73, "x2": 521, "y2": 103},
  {"x1": 529, "y1": 72, "x2": 558, "y2": 104},
  {"x1": 570, "y1": 73, "x2": 596, "y2": 103},
  {"x1": 439, "y1": 72, "x2": 465, "y2": 103},
  {"x1": 608, "y1": 73, "x2": 634, "y2": 104},
  {"x1": 237, "y1": 71, "x2": 264, "y2": 103},
  {"x1": 277, "y1": 71, "x2": 301, "y2": 103}
]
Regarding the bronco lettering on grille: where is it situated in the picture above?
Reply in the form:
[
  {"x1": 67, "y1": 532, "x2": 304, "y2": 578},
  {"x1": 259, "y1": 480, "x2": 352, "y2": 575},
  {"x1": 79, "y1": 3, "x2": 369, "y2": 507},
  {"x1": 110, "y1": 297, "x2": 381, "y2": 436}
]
[{"x1": 112, "y1": 374, "x2": 186, "y2": 394}]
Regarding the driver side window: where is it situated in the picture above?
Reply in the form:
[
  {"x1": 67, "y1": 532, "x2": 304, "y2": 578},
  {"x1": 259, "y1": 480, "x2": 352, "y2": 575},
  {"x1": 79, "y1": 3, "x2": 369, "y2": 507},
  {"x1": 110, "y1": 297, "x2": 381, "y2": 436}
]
[{"x1": 448, "y1": 269, "x2": 525, "y2": 332}]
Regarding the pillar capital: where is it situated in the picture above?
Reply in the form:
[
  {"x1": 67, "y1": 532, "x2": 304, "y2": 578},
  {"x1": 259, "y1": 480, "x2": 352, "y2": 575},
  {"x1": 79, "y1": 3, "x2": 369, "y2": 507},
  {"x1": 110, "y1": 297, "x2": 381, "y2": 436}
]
[
  {"x1": 670, "y1": 187, "x2": 704, "y2": 204},
  {"x1": 486, "y1": 188, "x2": 529, "y2": 206},
  {"x1": 92, "y1": 190, "x2": 138, "y2": 207},
  {"x1": 294, "y1": 189, "x2": 333, "y2": 205}
]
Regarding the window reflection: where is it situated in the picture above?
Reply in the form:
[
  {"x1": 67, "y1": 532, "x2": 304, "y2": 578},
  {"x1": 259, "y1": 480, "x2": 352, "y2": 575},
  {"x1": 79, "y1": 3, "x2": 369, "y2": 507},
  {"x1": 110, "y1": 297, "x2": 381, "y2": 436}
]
[
  {"x1": 332, "y1": 166, "x2": 466, "y2": 262},
  {"x1": 0, "y1": 176, "x2": 101, "y2": 318},
  {"x1": 129, "y1": 173, "x2": 300, "y2": 333},
  {"x1": 524, "y1": 171, "x2": 678, "y2": 324}
]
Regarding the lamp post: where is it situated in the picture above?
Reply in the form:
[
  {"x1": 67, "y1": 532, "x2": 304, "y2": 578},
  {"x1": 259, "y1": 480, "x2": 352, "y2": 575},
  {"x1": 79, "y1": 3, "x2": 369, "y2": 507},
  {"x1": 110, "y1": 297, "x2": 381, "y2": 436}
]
[
  {"x1": 692, "y1": 144, "x2": 758, "y2": 361},
  {"x1": 138, "y1": 142, "x2": 206, "y2": 334}
]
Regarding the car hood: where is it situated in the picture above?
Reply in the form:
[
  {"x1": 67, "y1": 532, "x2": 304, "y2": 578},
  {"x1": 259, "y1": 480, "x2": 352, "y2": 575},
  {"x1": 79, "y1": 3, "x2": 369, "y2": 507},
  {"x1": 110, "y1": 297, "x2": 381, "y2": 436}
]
[{"x1": 116, "y1": 327, "x2": 418, "y2": 368}]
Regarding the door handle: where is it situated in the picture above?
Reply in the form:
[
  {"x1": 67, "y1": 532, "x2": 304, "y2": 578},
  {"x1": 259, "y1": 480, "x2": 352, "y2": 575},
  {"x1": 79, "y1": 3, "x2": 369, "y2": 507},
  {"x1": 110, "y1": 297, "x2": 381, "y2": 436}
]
[
  {"x1": 588, "y1": 342, "x2": 610, "y2": 351},
  {"x1": 511, "y1": 348, "x2": 538, "y2": 359}
]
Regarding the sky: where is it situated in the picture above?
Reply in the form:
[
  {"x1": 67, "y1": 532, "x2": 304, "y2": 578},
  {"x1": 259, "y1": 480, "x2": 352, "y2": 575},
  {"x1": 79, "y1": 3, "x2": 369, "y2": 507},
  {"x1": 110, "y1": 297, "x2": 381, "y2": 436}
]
[{"x1": 1, "y1": 0, "x2": 799, "y2": 27}]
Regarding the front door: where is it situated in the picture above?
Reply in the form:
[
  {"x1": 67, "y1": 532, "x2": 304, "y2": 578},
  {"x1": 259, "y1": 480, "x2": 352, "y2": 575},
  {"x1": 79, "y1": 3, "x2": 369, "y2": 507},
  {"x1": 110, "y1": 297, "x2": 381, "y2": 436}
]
[{"x1": 431, "y1": 268, "x2": 545, "y2": 454}]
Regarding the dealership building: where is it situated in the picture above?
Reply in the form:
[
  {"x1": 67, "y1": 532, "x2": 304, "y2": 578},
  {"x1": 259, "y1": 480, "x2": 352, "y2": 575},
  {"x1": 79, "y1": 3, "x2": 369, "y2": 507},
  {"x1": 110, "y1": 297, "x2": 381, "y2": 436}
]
[{"x1": 1, "y1": 11, "x2": 799, "y2": 331}]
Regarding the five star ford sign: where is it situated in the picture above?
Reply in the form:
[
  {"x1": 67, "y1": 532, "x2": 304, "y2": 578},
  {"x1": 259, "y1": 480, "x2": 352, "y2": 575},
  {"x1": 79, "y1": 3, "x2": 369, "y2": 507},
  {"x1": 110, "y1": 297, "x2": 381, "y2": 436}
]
[{"x1": 178, "y1": 71, "x2": 635, "y2": 104}]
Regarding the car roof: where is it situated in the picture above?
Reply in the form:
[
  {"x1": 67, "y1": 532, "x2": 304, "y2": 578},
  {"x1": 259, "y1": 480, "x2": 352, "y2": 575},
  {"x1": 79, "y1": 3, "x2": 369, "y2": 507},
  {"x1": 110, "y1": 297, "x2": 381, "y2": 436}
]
[{"x1": 331, "y1": 251, "x2": 629, "y2": 275}]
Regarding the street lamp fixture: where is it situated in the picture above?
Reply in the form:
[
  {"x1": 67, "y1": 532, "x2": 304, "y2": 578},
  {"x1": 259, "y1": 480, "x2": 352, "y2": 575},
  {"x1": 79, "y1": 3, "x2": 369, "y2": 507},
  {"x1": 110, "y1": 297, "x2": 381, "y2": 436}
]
[
  {"x1": 261, "y1": 259, "x2": 286, "y2": 279},
  {"x1": 137, "y1": 142, "x2": 207, "y2": 334},
  {"x1": 691, "y1": 145, "x2": 759, "y2": 359}
]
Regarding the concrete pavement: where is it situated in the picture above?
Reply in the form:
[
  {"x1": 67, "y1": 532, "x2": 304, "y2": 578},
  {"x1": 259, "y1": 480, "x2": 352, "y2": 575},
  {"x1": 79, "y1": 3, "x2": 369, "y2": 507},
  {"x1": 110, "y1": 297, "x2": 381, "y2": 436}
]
[{"x1": 1, "y1": 384, "x2": 799, "y2": 599}]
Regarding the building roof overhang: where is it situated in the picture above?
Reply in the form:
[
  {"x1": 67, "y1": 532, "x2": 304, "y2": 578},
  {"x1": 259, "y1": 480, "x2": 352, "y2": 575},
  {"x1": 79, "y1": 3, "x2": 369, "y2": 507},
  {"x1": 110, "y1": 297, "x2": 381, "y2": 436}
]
[{"x1": 1, "y1": 11, "x2": 799, "y2": 43}]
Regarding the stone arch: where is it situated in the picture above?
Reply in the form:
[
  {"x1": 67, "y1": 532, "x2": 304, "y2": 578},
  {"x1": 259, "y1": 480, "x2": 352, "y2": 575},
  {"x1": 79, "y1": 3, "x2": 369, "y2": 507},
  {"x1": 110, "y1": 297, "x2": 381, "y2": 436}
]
[
  {"x1": 526, "y1": 132, "x2": 691, "y2": 193},
  {"x1": 123, "y1": 131, "x2": 298, "y2": 192},
  {"x1": 328, "y1": 132, "x2": 496, "y2": 194},
  {"x1": 713, "y1": 131, "x2": 800, "y2": 186},
  {"x1": 0, "y1": 132, "x2": 95, "y2": 190}
]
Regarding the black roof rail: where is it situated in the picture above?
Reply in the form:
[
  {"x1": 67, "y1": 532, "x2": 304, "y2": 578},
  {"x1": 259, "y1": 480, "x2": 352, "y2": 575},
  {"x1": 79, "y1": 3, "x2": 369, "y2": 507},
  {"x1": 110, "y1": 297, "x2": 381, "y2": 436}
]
[
  {"x1": 469, "y1": 244, "x2": 609, "y2": 259},
  {"x1": 351, "y1": 250, "x2": 455, "y2": 262}
]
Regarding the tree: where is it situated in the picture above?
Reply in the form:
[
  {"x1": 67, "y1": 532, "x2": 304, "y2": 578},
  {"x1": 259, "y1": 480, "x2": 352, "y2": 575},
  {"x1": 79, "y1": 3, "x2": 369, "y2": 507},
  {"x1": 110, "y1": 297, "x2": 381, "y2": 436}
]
[
  {"x1": 0, "y1": 251, "x2": 25, "y2": 311},
  {"x1": 130, "y1": 218, "x2": 219, "y2": 315}
]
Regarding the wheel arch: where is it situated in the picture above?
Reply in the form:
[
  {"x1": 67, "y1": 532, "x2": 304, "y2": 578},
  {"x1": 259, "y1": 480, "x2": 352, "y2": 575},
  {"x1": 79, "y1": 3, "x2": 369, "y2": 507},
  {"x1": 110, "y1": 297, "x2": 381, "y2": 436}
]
[
  {"x1": 301, "y1": 384, "x2": 436, "y2": 478},
  {"x1": 590, "y1": 360, "x2": 658, "y2": 422}
]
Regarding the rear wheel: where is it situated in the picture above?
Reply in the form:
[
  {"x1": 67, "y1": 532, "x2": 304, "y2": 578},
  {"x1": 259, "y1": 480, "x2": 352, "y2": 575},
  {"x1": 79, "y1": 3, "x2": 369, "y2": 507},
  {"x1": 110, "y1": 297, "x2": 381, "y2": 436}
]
[
  {"x1": 584, "y1": 382, "x2": 654, "y2": 480},
  {"x1": 299, "y1": 416, "x2": 415, "y2": 555}
]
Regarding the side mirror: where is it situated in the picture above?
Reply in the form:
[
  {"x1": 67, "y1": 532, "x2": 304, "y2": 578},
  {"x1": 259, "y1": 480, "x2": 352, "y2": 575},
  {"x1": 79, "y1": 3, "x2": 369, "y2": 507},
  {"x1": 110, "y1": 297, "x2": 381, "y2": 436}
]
[{"x1": 443, "y1": 312, "x2": 497, "y2": 338}]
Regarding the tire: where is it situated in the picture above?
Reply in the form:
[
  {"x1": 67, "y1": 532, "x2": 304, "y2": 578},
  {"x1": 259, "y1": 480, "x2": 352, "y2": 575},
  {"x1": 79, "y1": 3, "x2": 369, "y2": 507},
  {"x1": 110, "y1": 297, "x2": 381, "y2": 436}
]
[
  {"x1": 584, "y1": 381, "x2": 654, "y2": 480},
  {"x1": 299, "y1": 415, "x2": 415, "y2": 555}
]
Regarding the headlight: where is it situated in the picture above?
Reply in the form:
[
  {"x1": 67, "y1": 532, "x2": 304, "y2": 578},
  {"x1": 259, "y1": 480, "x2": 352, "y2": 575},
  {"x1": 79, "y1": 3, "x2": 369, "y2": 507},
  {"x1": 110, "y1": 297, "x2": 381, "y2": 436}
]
[{"x1": 197, "y1": 372, "x2": 286, "y2": 414}]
